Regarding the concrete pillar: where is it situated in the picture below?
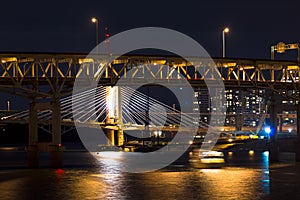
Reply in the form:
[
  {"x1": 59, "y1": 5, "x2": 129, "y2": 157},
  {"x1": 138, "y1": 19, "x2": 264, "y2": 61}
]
[
  {"x1": 107, "y1": 129, "x2": 115, "y2": 146},
  {"x1": 29, "y1": 101, "x2": 38, "y2": 145},
  {"x1": 27, "y1": 101, "x2": 39, "y2": 167},
  {"x1": 52, "y1": 100, "x2": 61, "y2": 145},
  {"x1": 270, "y1": 101, "x2": 278, "y2": 141},
  {"x1": 49, "y1": 146, "x2": 63, "y2": 168},
  {"x1": 269, "y1": 99, "x2": 279, "y2": 161},
  {"x1": 106, "y1": 86, "x2": 124, "y2": 146},
  {"x1": 49, "y1": 100, "x2": 62, "y2": 168},
  {"x1": 106, "y1": 86, "x2": 114, "y2": 120},
  {"x1": 116, "y1": 86, "x2": 124, "y2": 146},
  {"x1": 117, "y1": 129, "x2": 124, "y2": 146},
  {"x1": 27, "y1": 145, "x2": 39, "y2": 168},
  {"x1": 279, "y1": 115, "x2": 283, "y2": 134}
]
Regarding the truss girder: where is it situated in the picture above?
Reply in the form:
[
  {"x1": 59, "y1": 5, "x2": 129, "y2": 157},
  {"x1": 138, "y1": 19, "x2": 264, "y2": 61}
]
[{"x1": 0, "y1": 53, "x2": 299, "y2": 99}]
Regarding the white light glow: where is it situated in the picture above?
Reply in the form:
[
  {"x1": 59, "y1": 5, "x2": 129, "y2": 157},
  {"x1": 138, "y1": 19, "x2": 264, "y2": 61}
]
[{"x1": 264, "y1": 126, "x2": 271, "y2": 134}]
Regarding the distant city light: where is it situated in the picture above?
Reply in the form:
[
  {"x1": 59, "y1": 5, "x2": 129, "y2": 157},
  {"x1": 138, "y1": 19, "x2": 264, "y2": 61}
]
[
  {"x1": 249, "y1": 150, "x2": 255, "y2": 156},
  {"x1": 264, "y1": 126, "x2": 271, "y2": 134},
  {"x1": 263, "y1": 151, "x2": 269, "y2": 157}
]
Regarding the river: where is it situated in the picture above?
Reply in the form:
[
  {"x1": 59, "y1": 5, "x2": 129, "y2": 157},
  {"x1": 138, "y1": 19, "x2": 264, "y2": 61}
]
[{"x1": 0, "y1": 150, "x2": 300, "y2": 200}]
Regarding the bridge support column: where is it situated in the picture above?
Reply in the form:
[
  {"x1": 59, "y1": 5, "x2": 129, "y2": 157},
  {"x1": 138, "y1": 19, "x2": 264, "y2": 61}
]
[
  {"x1": 49, "y1": 100, "x2": 63, "y2": 168},
  {"x1": 106, "y1": 129, "x2": 115, "y2": 146},
  {"x1": 269, "y1": 98, "x2": 279, "y2": 161},
  {"x1": 27, "y1": 100, "x2": 39, "y2": 168},
  {"x1": 118, "y1": 130, "x2": 124, "y2": 146},
  {"x1": 106, "y1": 86, "x2": 124, "y2": 147},
  {"x1": 269, "y1": 97, "x2": 300, "y2": 162},
  {"x1": 116, "y1": 86, "x2": 124, "y2": 147}
]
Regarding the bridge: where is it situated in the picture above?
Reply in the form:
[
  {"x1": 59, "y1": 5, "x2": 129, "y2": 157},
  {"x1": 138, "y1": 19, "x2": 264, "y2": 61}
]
[
  {"x1": 0, "y1": 52, "x2": 299, "y2": 167},
  {"x1": 0, "y1": 53, "x2": 299, "y2": 95}
]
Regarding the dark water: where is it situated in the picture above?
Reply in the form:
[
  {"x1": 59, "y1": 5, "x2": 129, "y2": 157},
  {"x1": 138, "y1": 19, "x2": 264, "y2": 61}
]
[{"x1": 0, "y1": 150, "x2": 300, "y2": 200}]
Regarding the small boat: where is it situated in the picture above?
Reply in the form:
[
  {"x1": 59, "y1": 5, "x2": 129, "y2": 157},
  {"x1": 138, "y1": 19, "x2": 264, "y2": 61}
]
[{"x1": 190, "y1": 150, "x2": 225, "y2": 168}]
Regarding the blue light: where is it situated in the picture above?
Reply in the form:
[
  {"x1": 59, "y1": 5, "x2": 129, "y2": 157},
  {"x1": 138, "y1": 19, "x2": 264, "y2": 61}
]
[
  {"x1": 264, "y1": 126, "x2": 271, "y2": 134},
  {"x1": 263, "y1": 151, "x2": 269, "y2": 157}
]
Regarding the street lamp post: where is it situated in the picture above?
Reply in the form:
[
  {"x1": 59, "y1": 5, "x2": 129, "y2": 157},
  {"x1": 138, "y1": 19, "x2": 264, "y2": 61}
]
[
  {"x1": 91, "y1": 17, "x2": 99, "y2": 53},
  {"x1": 7, "y1": 100, "x2": 10, "y2": 111},
  {"x1": 222, "y1": 27, "x2": 230, "y2": 58}
]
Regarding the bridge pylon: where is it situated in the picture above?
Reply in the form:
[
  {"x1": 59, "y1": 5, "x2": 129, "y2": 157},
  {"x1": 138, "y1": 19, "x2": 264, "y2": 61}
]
[
  {"x1": 27, "y1": 99, "x2": 39, "y2": 168},
  {"x1": 268, "y1": 95, "x2": 300, "y2": 162},
  {"x1": 26, "y1": 99, "x2": 63, "y2": 168},
  {"x1": 105, "y1": 86, "x2": 124, "y2": 147}
]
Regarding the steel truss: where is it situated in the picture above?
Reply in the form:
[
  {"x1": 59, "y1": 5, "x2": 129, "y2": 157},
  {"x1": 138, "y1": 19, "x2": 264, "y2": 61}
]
[{"x1": 0, "y1": 53, "x2": 299, "y2": 100}]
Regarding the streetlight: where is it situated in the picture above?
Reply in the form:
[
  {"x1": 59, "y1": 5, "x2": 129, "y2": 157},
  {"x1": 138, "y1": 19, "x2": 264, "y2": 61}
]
[
  {"x1": 91, "y1": 17, "x2": 99, "y2": 53},
  {"x1": 222, "y1": 27, "x2": 230, "y2": 58},
  {"x1": 7, "y1": 100, "x2": 10, "y2": 111}
]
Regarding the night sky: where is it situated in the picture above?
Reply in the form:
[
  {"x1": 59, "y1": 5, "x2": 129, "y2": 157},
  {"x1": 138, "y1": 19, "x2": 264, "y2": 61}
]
[
  {"x1": 0, "y1": 0, "x2": 299, "y2": 110},
  {"x1": 0, "y1": 0, "x2": 299, "y2": 60}
]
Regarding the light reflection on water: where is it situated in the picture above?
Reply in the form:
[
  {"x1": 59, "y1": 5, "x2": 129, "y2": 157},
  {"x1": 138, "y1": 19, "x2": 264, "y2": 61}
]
[
  {"x1": 0, "y1": 151, "x2": 284, "y2": 200},
  {"x1": 262, "y1": 151, "x2": 270, "y2": 195}
]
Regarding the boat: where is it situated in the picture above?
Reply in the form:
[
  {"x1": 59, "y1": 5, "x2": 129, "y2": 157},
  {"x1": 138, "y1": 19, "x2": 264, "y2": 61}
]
[{"x1": 190, "y1": 150, "x2": 225, "y2": 168}]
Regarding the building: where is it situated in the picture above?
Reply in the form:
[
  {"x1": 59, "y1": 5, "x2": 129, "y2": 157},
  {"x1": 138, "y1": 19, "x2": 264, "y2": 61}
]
[{"x1": 193, "y1": 88, "x2": 266, "y2": 129}]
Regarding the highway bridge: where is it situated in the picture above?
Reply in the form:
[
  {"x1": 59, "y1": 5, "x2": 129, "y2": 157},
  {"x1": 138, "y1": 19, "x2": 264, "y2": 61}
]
[{"x1": 0, "y1": 52, "x2": 299, "y2": 167}]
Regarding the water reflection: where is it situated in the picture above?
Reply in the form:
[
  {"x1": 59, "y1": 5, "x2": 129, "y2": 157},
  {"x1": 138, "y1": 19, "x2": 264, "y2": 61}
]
[
  {"x1": 262, "y1": 151, "x2": 270, "y2": 195},
  {"x1": 0, "y1": 151, "x2": 274, "y2": 200},
  {"x1": 196, "y1": 168, "x2": 263, "y2": 199},
  {"x1": 93, "y1": 151, "x2": 125, "y2": 174},
  {"x1": 90, "y1": 151, "x2": 272, "y2": 200}
]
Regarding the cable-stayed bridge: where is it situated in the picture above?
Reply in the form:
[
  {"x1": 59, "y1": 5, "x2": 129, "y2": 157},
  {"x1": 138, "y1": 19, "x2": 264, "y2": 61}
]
[{"x1": 1, "y1": 86, "x2": 209, "y2": 131}]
